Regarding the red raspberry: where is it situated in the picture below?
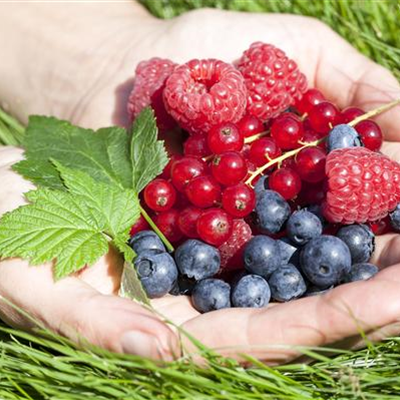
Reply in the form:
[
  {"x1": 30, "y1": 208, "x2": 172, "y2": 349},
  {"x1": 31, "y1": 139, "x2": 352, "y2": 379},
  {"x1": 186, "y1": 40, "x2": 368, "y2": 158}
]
[
  {"x1": 323, "y1": 147, "x2": 400, "y2": 224},
  {"x1": 127, "y1": 58, "x2": 177, "y2": 131},
  {"x1": 237, "y1": 42, "x2": 307, "y2": 121},
  {"x1": 163, "y1": 59, "x2": 247, "y2": 134},
  {"x1": 218, "y1": 219, "x2": 252, "y2": 270}
]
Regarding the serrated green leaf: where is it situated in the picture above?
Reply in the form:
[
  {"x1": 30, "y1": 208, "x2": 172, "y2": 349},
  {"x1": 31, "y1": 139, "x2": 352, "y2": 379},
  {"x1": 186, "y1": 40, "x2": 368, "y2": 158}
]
[
  {"x1": 130, "y1": 108, "x2": 169, "y2": 192},
  {"x1": 119, "y1": 261, "x2": 150, "y2": 305},
  {"x1": 0, "y1": 188, "x2": 109, "y2": 279},
  {"x1": 13, "y1": 116, "x2": 132, "y2": 190}
]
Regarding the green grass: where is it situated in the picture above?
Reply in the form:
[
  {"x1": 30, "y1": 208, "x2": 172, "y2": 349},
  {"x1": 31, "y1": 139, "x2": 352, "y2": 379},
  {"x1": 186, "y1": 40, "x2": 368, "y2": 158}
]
[{"x1": 1, "y1": 0, "x2": 400, "y2": 398}]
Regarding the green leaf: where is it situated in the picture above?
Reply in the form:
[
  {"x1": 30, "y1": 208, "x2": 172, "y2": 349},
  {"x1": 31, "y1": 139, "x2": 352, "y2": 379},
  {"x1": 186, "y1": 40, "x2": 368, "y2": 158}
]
[
  {"x1": 0, "y1": 167, "x2": 140, "y2": 279},
  {"x1": 119, "y1": 261, "x2": 150, "y2": 305},
  {"x1": 0, "y1": 188, "x2": 109, "y2": 279},
  {"x1": 13, "y1": 116, "x2": 132, "y2": 190},
  {"x1": 129, "y1": 108, "x2": 169, "y2": 193}
]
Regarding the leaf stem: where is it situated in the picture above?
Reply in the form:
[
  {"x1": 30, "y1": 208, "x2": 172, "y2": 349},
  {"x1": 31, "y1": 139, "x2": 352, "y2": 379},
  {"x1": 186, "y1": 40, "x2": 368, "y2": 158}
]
[
  {"x1": 139, "y1": 205, "x2": 174, "y2": 253},
  {"x1": 245, "y1": 138, "x2": 326, "y2": 187}
]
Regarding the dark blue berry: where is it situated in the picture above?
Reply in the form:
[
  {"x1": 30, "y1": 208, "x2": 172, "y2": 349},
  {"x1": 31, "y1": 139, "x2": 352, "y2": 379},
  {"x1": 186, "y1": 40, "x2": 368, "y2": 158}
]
[
  {"x1": 134, "y1": 249, "x2": 178, "y2": 298},
  {"x1": 277, "y1": 238, "x2": 299, "y2": 266},
  {"x1": 192, "y1": 278, "x2": 231, "y2": 313},
  {"x1": 336, "y1": 224, "x2": 375, "y2": 264},
  {"x1": 286, "y1": 210, "x2": 323, "y2": 246},
  {"x1": 268, "y1": 264, "x2": 307, "y2": 302},
  {"x1": 304, "y1": 285, "x2": 333, "y2": 297},
  {"x1": 389, "y1": 203, "x2": 400, "y2": 231},
  {"x1": 231, "y1": 274, "x2": 271, "y2": 308},
  {"x1": 129, "y1": 230, "x2": 165, "y2": 254},
  {"x1": 175, "y1": 239, "x2": 220, "y2": 280},
  {"x1": 327, "y1": 124, "x2": 362, "y2": 152},
  {"x1": 169, "y1": 275, "x2": 196, "y2": 296},
  {"x1": 305, "y1": 204, "x2": 325, "y2": 225},
  {"x1": 255, "y1": 190, "x2": 291, "y2": 234},
  {"x1": 243, "y1": 235, "x2": 281, "y2": 278},
  {"x1": 300, "y1": 235, "x2": 351, "y2": 288},
  {"x1": 343, "y1": 263, "x2": 378, "y2": 283},
  {"x1": 254, "y1": 175, "x2": 269, "y2": 198}
]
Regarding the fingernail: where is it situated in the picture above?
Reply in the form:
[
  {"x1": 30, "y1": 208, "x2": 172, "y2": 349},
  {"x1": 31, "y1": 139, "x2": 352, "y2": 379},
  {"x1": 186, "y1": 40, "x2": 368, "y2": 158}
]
[{"x1": 120, "y1": 331, "x2": 157, "y2": 358}]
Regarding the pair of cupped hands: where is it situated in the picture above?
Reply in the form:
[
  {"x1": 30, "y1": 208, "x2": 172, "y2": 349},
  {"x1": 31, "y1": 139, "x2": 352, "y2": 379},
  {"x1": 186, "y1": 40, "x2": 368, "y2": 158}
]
[{"x1": 1, "y1": 2, "x2": 400, "y2": 363}]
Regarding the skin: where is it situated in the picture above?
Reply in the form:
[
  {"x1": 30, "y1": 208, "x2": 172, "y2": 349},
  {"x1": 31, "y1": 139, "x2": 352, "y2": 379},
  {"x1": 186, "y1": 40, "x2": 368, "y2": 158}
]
[{"x1": 1, "y1": 1, "x2": 400, "y2": 363}]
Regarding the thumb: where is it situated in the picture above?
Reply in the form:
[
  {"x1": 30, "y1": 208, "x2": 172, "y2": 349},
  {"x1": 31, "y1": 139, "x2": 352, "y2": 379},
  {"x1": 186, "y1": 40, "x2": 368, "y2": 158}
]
[{"x1": 0, "y1": 258, "x2": 180, "y2": 361}]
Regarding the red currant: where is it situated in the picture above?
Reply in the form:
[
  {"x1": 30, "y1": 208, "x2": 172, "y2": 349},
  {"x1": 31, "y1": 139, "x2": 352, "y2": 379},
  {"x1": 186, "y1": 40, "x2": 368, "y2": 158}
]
[
  {"x1": 270, "y1": 114, "x2": 304, "y2": 150},
  {"x1": 185, "y1": 175, "x2": 221, "y2": 208},
  {"x1": 339, "y1": 107, "x2": 364, "y2": 124},
  {"x1": 183, "y1": 134, "x2": 210, "y2": 157},
  {"x1": 249, "y1": 137, "x2": 282, "y2": 167},
  {"x1": 207, "y1": 122, "x2": 244, "y2": 154},
  {"x1": 295, "y1": 89, "x2": 325, "y2": 115},
  {"x1": 171, "y1": 156, "x2": 207, "y2": 192},
  {"x1": 178, "y1": 206, "x2": 202, "y2": 238},
  {"x1": 355, "y1": 120, "x2": 383, "y2": 151},
  {"x1": 197, "y1": 208, "x2": 233, "y2": 246},
  {"x1": 129, "y1": 214, "x2": 150, "y2": 236},
  {"x1": 144, "y1": 179, "x2": 177, "y2": 212},
  {"x1": 308, "y1": 102, "x2": 339, "y2": 133},
  {"x1": 211, "y1": 151, "x2": 247, "y2": 186},
  {"x1": 154, "y1": 209, "x2": 183, "y2": 242},
  {"x1": 160, "y1": 154, "x2": 182, "y2": 180},
  {"x1": 295, "y1": 146, "x2": 326, "y2": 183},
  {"x1": 237, "y1": 114, "x2": 264, "y2": 138},
  {"x1": 369, "y1": 216, "x2": 392, "y2": 235},
  {"x1": 269, "y1": 168, "x2": 302, "y2": 200},
  {"x1": 222, "y1": 183, "x2": 256, "y2": 218}
]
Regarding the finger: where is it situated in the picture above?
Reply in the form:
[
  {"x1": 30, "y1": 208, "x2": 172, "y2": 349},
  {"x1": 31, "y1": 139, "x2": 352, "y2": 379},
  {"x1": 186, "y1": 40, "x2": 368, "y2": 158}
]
[
  {"x1": 182, "y1": 265, "x2": 400, "y2": 363},
  {"x1": 313, "y1": 25, "x2": 400, "y2": 141},
  {"x1": 0, "y1": 258, "x2": 179, "y2": 361}
]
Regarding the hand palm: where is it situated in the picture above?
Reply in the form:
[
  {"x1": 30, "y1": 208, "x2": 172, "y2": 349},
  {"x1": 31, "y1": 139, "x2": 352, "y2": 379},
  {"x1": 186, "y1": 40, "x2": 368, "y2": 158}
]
[{"x1": 2, "y1": 6, "x2": 400, "y2": 363}]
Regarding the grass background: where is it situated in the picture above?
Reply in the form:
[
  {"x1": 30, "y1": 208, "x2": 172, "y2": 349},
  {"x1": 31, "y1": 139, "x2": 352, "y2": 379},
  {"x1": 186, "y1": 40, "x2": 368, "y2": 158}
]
[{"x1": 1, "y1": 0, "x2": 400, "y2": 398}]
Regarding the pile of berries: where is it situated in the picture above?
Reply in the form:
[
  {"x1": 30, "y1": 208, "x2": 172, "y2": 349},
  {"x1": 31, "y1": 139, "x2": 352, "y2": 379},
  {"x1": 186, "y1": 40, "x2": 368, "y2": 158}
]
[{"x1": 127, "y1": 42, "x2": 400, "y2": 313}]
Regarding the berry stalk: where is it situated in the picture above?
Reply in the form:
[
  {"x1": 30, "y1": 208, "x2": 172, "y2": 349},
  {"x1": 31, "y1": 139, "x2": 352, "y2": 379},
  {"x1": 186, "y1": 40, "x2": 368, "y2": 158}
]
[
  {"x1": 348, "y1": 98, "x2": 400, "y2": 127},
  {"x1": 245, "y1": 138, "x2": 325, "y2": 187},
  {"x1": 244, "y1": 130, "x2": 269, "y2": 144},
  {"x1": 139, "y1": 205, "x2": 175, "y2": 253}
]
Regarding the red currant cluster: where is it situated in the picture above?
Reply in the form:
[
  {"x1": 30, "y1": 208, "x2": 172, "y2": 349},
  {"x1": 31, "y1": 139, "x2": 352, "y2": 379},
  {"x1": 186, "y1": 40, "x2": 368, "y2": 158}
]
[{"x1": 131, "y1": 87, "x2": 384, "y2": 266}]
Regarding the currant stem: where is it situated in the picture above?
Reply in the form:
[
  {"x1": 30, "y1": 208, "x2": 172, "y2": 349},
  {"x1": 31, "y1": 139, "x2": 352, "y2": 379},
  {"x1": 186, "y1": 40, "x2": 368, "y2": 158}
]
[
  {"x1": 244, "y1": 130, "x2": 269, "y2": 144},
  {"x1": 348, "y1": 98, "x2": 400, "y2": 127},
  {"x1": 245, "y1": 138, "x2": 326, "y2": 187},
  {"x1": 139, "y1": 205, "x2": 174, "y2": 253}
]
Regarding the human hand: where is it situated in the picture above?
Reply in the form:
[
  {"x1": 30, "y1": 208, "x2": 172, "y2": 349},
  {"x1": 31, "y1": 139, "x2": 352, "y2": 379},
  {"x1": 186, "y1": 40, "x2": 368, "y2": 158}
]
[{"x1": 1, "y1": 3, "x2": 400, "y2": 363}]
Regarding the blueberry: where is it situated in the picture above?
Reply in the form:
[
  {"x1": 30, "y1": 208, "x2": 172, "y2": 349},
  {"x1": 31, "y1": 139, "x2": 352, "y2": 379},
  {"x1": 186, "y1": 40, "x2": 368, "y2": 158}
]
[
  {"x1": 336, "y1": 224, "x2": 375, "y2": 264},
  {"x1": 231, "y1": 274, "x2": 271, "y2": 308},
  {"x1": 169, "y1": 275, "x2": 196, "y2": 296},
  {"x1": 327, "y1": 124, "x2": 362, "y2": 152},
  {"x1": 243, "y1": 235, "x2": 281, "y2": 278},
  {"x1": 129, "y1": 230, "x2": 165, "y2": 254},
  {"x1": 305, "y1": 205, "x2": 325, "y2": 225},
  {"x1": 343, "y1": 263, "x2": 379, "y2": 283},
  {"x1": 268, "y1": 264, "x2": 307, "y2": 302},
  {"x1": 255, "y1": 190, "x2": 291, "y2": 234},
  {"x1": 304, "y1": 285, "x2": 333, "y2": 297},
  {"x1": 134, "y1": 249, "x2": 178, "y2": 298},
  {"x1": 286, "y1": 210, "x2": 323, "y2": 246},
  {"x1": 191, "y1": 278, "x2": 231, "y2": 313},
  {"x1": 389, "y1": 203, "x2": 400, "y2": 231},
  {"x1": 175, "y1": 239, "x2": 220, "y2": 280},
  {"x1": 300, "y1": 235, "x2": 352, "y2": 288},
  {"x1": 254, "y1": 176, "x2": 269, "y2": 198},
  {"x1": 277, "y1": 237, "x2": 299, "y2": 266}
]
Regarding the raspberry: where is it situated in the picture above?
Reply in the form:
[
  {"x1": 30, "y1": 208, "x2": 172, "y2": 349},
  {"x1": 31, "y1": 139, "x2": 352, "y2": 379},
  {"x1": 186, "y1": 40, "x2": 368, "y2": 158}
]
[
  {"x1": 323, "y1": 147, "x2": 400, "y2": 224},
  {"x1": 218, "y1": 219, "x2": 252, "y2": 270},
  {"x1": 127, "y1": 58, "x2": 177, "y2": 131},
  {"x1": 163, "y1": 59, "x2": 247, "y2": 134},
  {"x1": 237, "y1": 42, "x2": 307, "y2": 121}
]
